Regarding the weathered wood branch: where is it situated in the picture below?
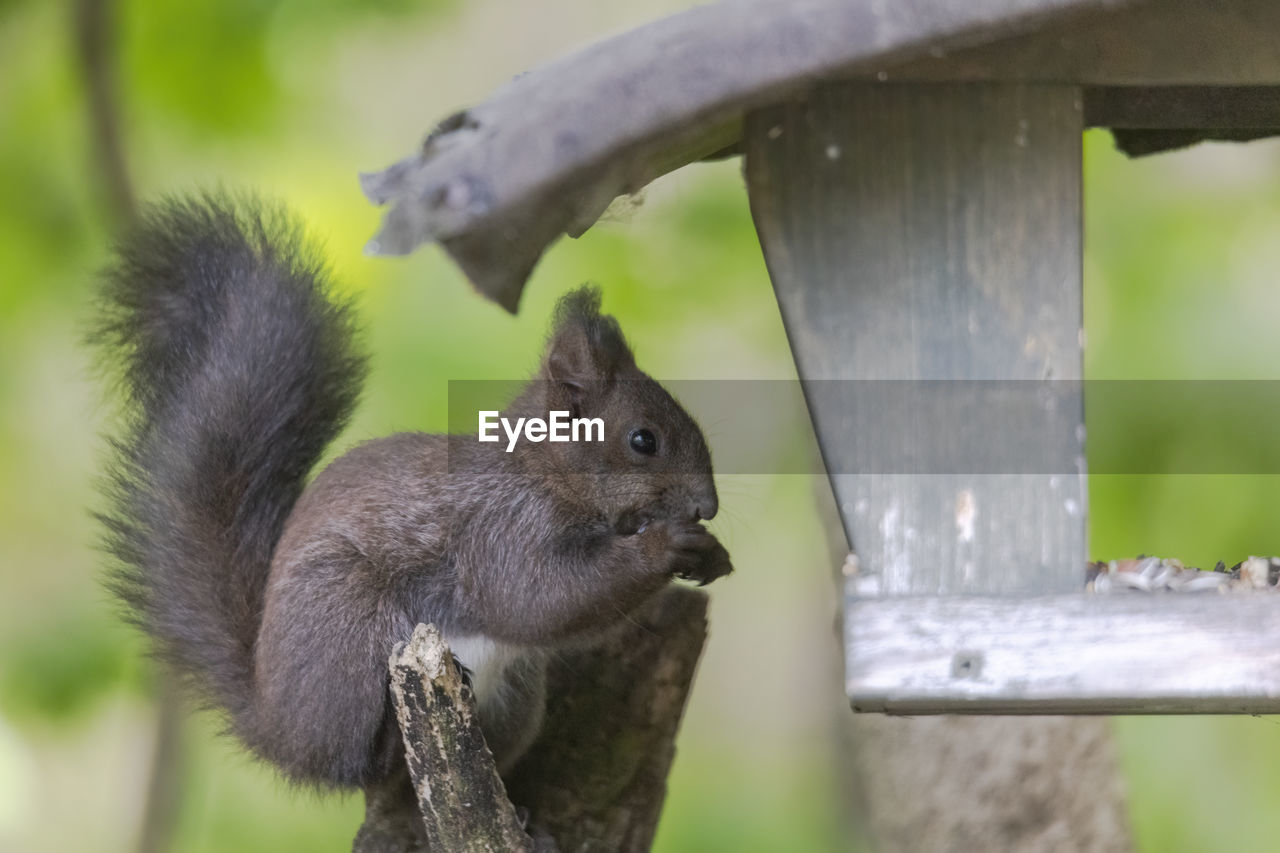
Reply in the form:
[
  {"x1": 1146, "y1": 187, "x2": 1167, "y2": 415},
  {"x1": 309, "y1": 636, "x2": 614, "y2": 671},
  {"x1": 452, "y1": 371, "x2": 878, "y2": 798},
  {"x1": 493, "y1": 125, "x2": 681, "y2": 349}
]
[
  {"x1": 74, "y1": 0, "x2": 136, "y2": 223},
  {"x1": 355, "y1": 586, "x2": 709, "y2": 852},
  {"x1": 399, "y1": 624, "x2": 535, "y2": 851}
]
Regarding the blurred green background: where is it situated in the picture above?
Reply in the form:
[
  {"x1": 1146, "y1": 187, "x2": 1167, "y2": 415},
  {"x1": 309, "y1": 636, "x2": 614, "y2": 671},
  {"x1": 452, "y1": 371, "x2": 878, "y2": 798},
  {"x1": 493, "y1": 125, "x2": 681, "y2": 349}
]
[{"x1": 6, "y1": 0, "x2": 1280, "y2": 851}]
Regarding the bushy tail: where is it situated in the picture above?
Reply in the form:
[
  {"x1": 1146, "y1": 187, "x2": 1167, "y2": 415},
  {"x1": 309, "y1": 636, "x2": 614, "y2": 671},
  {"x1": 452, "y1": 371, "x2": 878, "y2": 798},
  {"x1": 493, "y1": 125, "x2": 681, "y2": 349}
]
[{"x1": 94, "y1": 193, "x2": 366, "y2": 731}]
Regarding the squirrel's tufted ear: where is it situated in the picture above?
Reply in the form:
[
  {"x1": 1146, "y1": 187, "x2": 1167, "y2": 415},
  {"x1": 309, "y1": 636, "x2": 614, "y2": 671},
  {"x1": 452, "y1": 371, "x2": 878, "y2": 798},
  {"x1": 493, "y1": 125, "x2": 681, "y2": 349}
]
[{"x1": 544, "y1": 285, "x2": 634, "y2": 398}]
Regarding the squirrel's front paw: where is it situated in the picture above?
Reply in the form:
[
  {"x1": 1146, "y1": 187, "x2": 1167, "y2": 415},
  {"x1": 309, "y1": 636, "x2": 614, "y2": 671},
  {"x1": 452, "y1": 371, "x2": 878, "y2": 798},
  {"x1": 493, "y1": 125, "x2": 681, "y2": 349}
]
[{"x1": 661, "y1": 522, "x2": 734, "y2": 586}]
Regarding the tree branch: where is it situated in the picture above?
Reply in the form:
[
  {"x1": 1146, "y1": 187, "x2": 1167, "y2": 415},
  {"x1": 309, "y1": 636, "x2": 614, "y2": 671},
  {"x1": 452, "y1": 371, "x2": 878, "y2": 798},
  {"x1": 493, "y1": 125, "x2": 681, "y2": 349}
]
[
  {"x1": 358, "y1": 585, "x2": 710, "y2": 852},
  {"x1": 74, "y1": 0, "x2": 135, "y2": 223},
  {"x1": 391, "y1": 624, "x2": 533, "y2": 852}
]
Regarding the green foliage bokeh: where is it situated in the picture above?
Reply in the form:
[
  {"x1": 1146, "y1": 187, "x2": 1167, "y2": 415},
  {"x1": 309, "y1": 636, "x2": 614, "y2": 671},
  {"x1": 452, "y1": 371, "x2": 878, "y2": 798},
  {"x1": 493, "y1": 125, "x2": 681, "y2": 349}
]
[{"x1": 6, "y1": 0, "x2": 1280, "y2": 850}]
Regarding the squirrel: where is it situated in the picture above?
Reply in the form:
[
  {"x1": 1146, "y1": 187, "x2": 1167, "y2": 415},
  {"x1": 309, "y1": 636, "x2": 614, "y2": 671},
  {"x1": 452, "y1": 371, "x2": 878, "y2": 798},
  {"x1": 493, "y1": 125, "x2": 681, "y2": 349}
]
[{"x1": 94, "y1": 192, "x2": 733, "y2": 790}]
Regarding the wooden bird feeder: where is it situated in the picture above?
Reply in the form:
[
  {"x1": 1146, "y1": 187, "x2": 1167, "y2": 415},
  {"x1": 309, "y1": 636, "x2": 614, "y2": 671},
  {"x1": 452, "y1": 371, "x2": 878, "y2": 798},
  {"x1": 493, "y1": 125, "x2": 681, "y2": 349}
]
[{"x1": 363, "y1": 0, "x2": 1280, "y2": 718}]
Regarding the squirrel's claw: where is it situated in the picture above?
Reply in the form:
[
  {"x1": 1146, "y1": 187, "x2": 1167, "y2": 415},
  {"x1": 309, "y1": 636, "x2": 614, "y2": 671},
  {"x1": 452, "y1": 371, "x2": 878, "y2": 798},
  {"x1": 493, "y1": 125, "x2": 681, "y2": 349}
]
[{"x1": 668, "y1": 525, "x2": 733, "y2": 586}]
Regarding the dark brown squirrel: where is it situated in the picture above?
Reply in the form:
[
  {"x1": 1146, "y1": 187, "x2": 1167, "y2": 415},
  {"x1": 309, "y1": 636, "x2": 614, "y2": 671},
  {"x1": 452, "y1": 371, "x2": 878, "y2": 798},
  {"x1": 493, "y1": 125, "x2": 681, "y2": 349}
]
[{"x1": 94, "y1": 192, "x2": 732, "y2": 790}]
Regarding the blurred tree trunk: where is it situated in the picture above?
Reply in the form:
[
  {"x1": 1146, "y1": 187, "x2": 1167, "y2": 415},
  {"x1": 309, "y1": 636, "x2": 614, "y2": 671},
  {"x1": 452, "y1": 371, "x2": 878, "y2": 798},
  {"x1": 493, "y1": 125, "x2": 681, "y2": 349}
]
[
  {"x1": 74, "y1": 5, "x2": 181, "y2": 852},
  {"x1": 75, "y1": 0, "x2": 135, "y2": 222}
]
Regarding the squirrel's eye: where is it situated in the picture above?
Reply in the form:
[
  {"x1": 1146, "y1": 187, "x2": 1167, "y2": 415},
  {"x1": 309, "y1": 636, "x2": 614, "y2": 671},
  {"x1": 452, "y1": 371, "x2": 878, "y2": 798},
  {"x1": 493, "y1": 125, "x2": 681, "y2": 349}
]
[{"x1": 628, "y1": 428, "x2": 658, "y2": 455}]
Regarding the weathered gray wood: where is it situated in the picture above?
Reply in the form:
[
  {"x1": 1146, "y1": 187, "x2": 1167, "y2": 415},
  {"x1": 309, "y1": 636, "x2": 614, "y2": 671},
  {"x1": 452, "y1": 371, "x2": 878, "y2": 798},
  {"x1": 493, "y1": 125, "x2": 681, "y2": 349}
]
[
  {"x1": 384, "y1": 624, "x2": 534, "y2": 853},
  {"x1": 356, "y1": 588, "x2": 709, "y2": 852},
  {"x1": 815, "y1": 478, "x2": 1132, "y2": 853},
  {"x1": 880, "y1": 0, "x2": 1280, "y2": 85},
  {"x1": 359, "y1": 0, "x2": 1129, "y2": 311},
  {"x1": 505, "y1": 586, "x2": 709, "y2": 853},
  {"x1": 845, "y1": 592, "x2": 1280, "y2": 713},
  {"x1": 360, "y1": 0, "x2": 1280, "y2": 308},
  {"x1": 754, "y1": 79, "x2": 1127, "y2": 849},
  {"x1": 746, "y1": 81, "x2": 1085, "y2": 597}
]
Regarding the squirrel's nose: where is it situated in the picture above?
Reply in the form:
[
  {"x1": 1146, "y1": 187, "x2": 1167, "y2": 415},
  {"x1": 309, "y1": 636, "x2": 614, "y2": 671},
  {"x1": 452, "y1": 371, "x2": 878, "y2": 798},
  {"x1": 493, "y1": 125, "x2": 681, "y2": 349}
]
[{"x1": 691, "y1": 494, "x2": 718, "y2": 522}]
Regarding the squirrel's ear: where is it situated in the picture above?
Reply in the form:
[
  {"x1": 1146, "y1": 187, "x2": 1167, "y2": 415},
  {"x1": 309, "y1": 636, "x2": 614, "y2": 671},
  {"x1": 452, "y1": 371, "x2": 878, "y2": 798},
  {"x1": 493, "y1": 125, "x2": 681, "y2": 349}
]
[{"x1": 544, "y1": 286, "x2": 634, "y2": 399}]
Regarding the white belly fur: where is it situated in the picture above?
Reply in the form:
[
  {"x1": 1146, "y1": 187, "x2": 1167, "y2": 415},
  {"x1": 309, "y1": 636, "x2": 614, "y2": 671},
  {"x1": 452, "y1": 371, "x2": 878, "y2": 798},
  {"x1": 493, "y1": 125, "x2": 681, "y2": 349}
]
[{"x1": 443, "y1": 633, "x2": 530, "y2": 709}]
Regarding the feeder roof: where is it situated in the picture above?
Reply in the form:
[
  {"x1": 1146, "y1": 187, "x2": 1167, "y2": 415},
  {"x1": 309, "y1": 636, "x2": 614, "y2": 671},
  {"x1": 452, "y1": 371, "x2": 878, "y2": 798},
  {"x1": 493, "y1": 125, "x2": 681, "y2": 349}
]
[{"x1": 361, "y1": 0, "x2": 1280, "y2": 311}]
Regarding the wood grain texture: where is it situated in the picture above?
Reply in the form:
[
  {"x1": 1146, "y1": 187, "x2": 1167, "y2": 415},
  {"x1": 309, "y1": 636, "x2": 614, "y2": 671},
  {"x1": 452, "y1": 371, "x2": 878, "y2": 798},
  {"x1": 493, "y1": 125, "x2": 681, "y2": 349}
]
[
  {"x1": 747, "y1": 78, "x2": 1131, "y2": 845},
  {"x1": 845, "y1": 592, "x2": 1280, "y2": 714},
  {"x1": 746, "y1": 81, "x2": 1086, "y2": 597},
  {"x1": 384, "y1": 624, "x2": 534, "y2": 853},
  {"x1": 751, "y1": 80, "x2": 1131, "y2": 848},
  {"x1": 815, "y1": 469, "x2": 1132, "y2": 852},
  {"x1": 355, "y1": 588, "x2": 709, "y2": 852},
  {"x1": 359, "y1": 0, "x2": 1280, "y2": 308},
  {"x1": 359, "y1": 0, "x2": 1126, "y2": 310},
  {"x1": 882, "y1": 0, "x2": 1280, "y2": 85}
]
